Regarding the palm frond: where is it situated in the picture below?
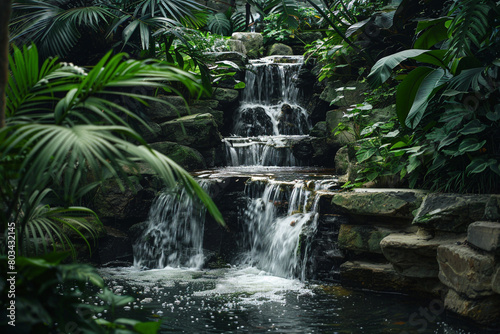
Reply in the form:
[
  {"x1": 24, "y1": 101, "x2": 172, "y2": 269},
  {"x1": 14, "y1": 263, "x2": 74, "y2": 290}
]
[
  {"x1": 207, "y1": 13, "x2": 232, "y2": 36},
  {"x1": 447, "y1": 0, "x2": 495, "y2": 57},
  {"x1": 10, "y1": 0, "x2": 112, "y2": 57}
]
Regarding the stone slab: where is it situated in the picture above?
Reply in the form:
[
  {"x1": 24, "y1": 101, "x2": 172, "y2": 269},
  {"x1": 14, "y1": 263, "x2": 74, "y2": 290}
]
[
  {"x1": 381, "y1": 233, "x2": 465, "y2": 278},
  {"x1": 437, "y1": 244, "x2": 495, "y2": 299},
  {"x1": 412, "y1": 193, "x2": 493, "y2": 233},
  {"x1": 340, "y1": 261, "x2": 443, "y2": 295},
  {"x1": 467, "y1": 221, "x2": 500, "y2": 252}
]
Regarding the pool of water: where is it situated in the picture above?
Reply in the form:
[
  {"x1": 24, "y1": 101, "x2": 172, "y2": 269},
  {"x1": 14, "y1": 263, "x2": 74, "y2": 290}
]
[{"x1": 94, "y1": 266, "x2": 494, "y2": 334}]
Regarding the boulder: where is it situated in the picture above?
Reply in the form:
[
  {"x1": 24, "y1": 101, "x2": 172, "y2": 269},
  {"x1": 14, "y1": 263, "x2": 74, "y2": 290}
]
[
  {"x1": 233, "y1": 106, "x2": 274, "y2": 136},
  {"x1": 230, "y1": 32, "x2": 263, "y2": 58},
  {"x1": 444, "y1": 289, "x2": 500, "y2": 326},
  {"x1": 380, "y1": 233, "x2": 466, "y2": 278},
  {"x1": 437, "y1": 243, "x2": 496, "y2": 298},
  {"x1": 213, "y1": 88, "x2": 239, "y2": 109},
  {"x1": 413, "y1": 193, "x2": 495, "y2": 233},
  {"x1": 331, "y1": 188, "x2": 427, "y2": 222},
  {"x1": 267, "y1": 43, "x2": 294, "y2": 56},
  {"x1": 227, "y1": 39, "x2": 247, "y2": 54},
  {"x1": 160, "y1": 113, "x2": 222, "y2": 149},
  {"x1": 338, "y1": 224, "x2": 393, "y2": 254},
  {"x1": 93, "y1": 177, "x2": 156, "y2": 227},
  {"x1": 320, "y1": 80, "x2": 368, "y2": 107},
  {"x1": 149, "y1": 141, "x2": 206, "y2": 171},
  {"x1": 467, "y1": 221, "x2": 500, "y2": 252},
  {"x1": 310, "y1": 121, "x2": 327, "y2": 138}
]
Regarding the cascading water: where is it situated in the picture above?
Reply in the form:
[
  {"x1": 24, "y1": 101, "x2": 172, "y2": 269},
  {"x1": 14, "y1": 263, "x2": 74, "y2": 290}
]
[
  {"x1": 224, "y1": 56, "x2": 311, "y2": 166},
  {"x1": 133, "y1": 182, "x2": 211, "y2": 269},
  {"x1": 239, "y1": 178, "x2": 337, "y2": 280}
]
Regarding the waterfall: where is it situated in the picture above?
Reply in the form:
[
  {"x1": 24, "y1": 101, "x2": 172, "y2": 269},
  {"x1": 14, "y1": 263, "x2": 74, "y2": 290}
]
[
  {"x1": 226, "y1": 56, "x2": 311, "y2": 166},
  {"x1": 238, "y1": 178, "x2": 334, "y2": 280},
  {"x1": 133, "y1": 182, "x2": 211, "y2": 269}
]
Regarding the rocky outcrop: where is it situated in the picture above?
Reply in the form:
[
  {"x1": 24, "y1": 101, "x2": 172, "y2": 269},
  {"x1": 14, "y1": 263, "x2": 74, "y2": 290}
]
[
  {"x1": 160, "y1": 113, "x2": 223, "y2": 149},
  {"x1": 149, "y1": 141, "x2": 206, "y2": 171},
  {"x1": 319, "y1": 80, "x2": 368, "y2": 107},
  {"x1": 230, "y1": 33, "x2": 263, "y2": 58},
  {"x1": 338, "y1": 224, "x2": 393, "y2": 254}
]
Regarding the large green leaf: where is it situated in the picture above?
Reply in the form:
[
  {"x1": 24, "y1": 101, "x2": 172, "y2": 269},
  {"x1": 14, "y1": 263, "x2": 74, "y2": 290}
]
[
  {"x1": 414, "y1": 18, "x2": 450, "y2": 49},
  {"x1": 396, "y1": 67, "x2": 433, "y2": 126},
  {"x1": 368, "y1": 49, "x2": 433, "y2": 88},
  {"x1": 405, "y1": 68, "x2": 448, "y2": 128},
  {"x1": 207, "y1": 13, "x2": 231, "y2": 36}
]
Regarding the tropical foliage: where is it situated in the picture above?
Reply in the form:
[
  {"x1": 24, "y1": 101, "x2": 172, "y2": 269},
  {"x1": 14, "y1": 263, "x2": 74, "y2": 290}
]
[{"x1": 348, "y1": 0, "x2": 500, "y2": 193}]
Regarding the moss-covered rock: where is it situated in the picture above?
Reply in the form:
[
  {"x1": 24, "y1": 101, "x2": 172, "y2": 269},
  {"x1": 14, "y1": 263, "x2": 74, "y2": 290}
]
[
  {"x1": 160, "y1": 113, "x2": 222, "y2": 149},
  {"x1": 230, "y1": 33, "x2": 263, "y2": 58},
  {"x1": 320, "y1": 80, "x2": 368, "y2": 107},
  {"x1": 331, "y1": 189, "x2": 427, "y2": 221},
  {"x1": 149, "y1": 141, "x2": 206, "y2": 171},
  {"x1": 338, "y1": 225, "x2": 393, "y2": 254},
  {"x1": 267, "y1": 43, "x2": 293, "y2": 56}
]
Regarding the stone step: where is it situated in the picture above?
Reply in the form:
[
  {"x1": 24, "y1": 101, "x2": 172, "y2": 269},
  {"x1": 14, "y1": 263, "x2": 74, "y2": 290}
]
[{"x1": 467, "y1": 221, "x2": 500, "y2": 252}]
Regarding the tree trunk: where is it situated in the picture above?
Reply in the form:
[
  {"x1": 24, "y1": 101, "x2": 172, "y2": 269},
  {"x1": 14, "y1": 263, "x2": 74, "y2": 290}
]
[{"x1": 0, "y1": 0, "x2": 12, "y2": 128}]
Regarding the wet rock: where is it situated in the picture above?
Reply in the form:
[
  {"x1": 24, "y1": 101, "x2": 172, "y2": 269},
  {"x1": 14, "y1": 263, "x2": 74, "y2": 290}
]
[
  {"x1": 149, "y1": 141, "x2": 206, "y2": 171},
  {"x1": 437, "y1": 243, "x2": 496, "y2": 298},
  {"x1": 291, "y1": 139, "x2": 314, "y2": 161},
  {"x1": 97, "y1": 226, "x2": 134, "y2": 265},
  {"x1": 444, "y1": 289, "x2": 500, "y2": 326},
  {"x1": 331, "y1": 189, "x2": 427, "y2": 222},
  {"x1": 277, "y1": 105, "x2": 310, "y2": 135},
  {"x1": 213, "y1": 88, "x2": 239, "y2": 109},
  {"x1": 310, "y1": 121, "x2": 327, "y2": 138},
  {"x1": 93, "y1": 177, "x2": 156, "y2": 227},
  {"x1": 268, "y1": 43, "x2": 293, "y2": 56},
  {"x1": 338, "y1": 225, "x2": 394, "y2": 254},
  {"x1": 305, "y1": 94, "x2": 331, "y2": 124},
  {"x1": 128, "y1": 222, "x2": 149, "y2": 244},
  {"x1": 230, "y1": 33, "x2": 263, "y2": 58},
  {"x1": 381, "y1": 233, "x2": 466, "y2": 278},
  {"x1": 467, "y1": 221, "x2": 500, "y2": 252},
  {"x1": 413, "y1": 193, "x2": 494, "y2": 233},
  {"x1": 233, "y1": 106, "x2": 273, "y2": 136},
  {"x1": 340, "y1": 261, "x2": 444, "y2": 295},
  {"x1": 160, "y1": 113, "x2": 222, "y2": 149}
]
